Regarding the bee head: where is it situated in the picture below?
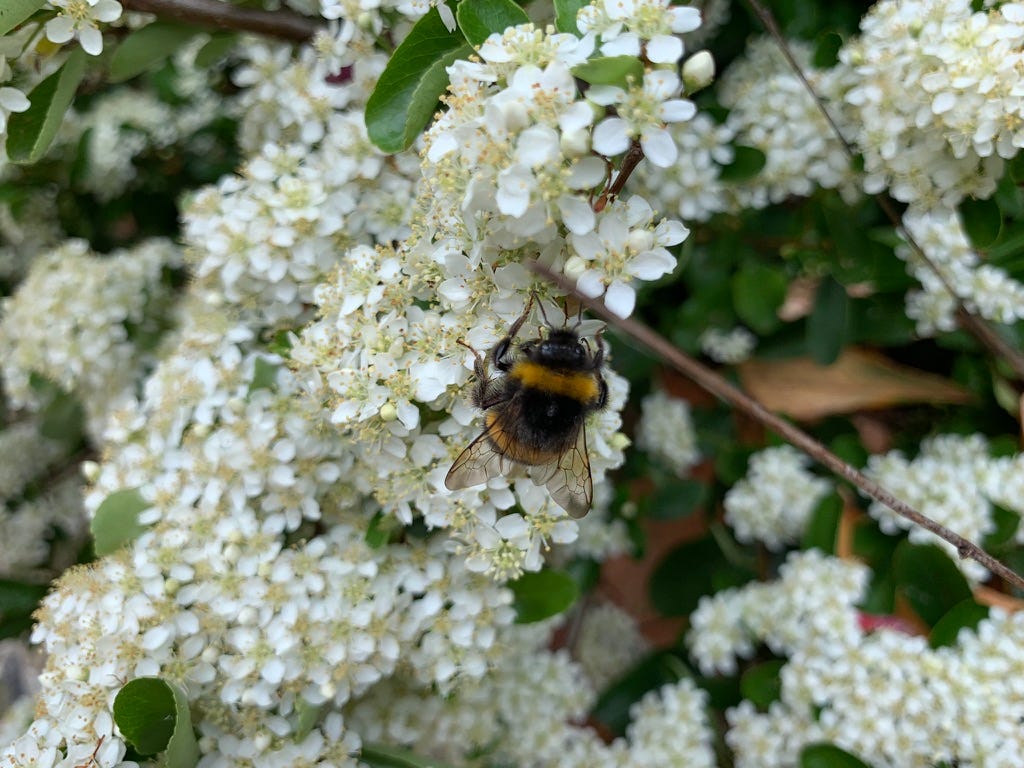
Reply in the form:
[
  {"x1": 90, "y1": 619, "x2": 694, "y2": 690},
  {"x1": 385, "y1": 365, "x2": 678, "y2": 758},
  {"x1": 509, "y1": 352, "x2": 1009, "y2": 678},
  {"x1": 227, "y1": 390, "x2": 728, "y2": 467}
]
[{"x1": 526, "y1": 329, "x2": 590, "y2": 370}]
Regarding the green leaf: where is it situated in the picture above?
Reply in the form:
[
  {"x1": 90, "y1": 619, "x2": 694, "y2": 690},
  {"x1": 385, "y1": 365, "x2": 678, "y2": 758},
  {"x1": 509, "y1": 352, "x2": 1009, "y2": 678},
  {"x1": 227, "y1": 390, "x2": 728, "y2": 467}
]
[
  {"x1": 0, "y1": 579, "x2": 48, "y2": 639},
  {"x1": 930, "y1": 598, "x2": 988, "y2": 649},
  {"x1": 109, "y1": 22, "x2": 202, "y2": 83},
  {"x1": 645, "y1": 479, "x2": 706, "y2": 520},
  {"x1": 91, "y1": 489, "x2": 151, "y2": 556},
  {"x1": 510, "y1": 569, "x2": 579, "y2": 623},
  {"x1": 958, "y1": 196, "x2": 1002, "y2": 248},
  {"x1": 892, "y1": 541, "x2": 973, "y2": 626},
  {"x1": 812, "y1": 31, "x2": 843, "y2": 68},
  {"x1": 361, "y1": 742, "x2": 459, "y2": 768},
  {"x1": 649, "y1": 535, "x2": 724, "y2": 617},
  {"x1": 114, "y1": 677, "x2": 199, "y2": 766},
  {"x1": 801, "y1": 743, "x2": 871, "y2": 768},
  {"x1": 590, "y1": 652, "x2": 684, "y2": 735},
  {"x1": 6, "y1": 48, "x2": 87, "y2": 164},
  {"x1": 194, "y1": 33, "x2": 237, "y2": 68},
  {"x1": 294, "y1": 699, "x2": 325, "y2": 741},
  {"x1": 39, "y1": 388, "x2": 85, "y2": 448},
  {"x1": 365, "y1": 8, "x2": 472, "y2": 153},
  {"x1": 554, "y1": 0, "x2": 589, "y2": 33},
  {"x1": 984, "y1": 504, "x2": 1021, "y2": 550},
  {"x1": 718, "y1": 145, "x2": 766, "y2": 182},
  {"x1": 740, "y1": 659, "x2": 784, "y2": 711},
  {"x1": 455, "y1": 0, "x2": 528, "y2": 47},
  {"x1": 572, "y1": 56, "x2": 645, "y2": 88},
  {"x1": 806, "y1": 276, "x2": 849, "y2": 365},
  {"x1": 732, "y1": 262, "x2": 786, "y2": 334},
  {"x1": 802, "y1": 492, "x2": 842, "y2": 554},
  {"x1": 364, "y1": 511, "x2": 394, "y2": 549},
  {"x1": 248, "y1": 357, "x2": 280, "y2": 394},
  {"x1": 0, "y1": 0, "x2": 45, "y2": 36}
]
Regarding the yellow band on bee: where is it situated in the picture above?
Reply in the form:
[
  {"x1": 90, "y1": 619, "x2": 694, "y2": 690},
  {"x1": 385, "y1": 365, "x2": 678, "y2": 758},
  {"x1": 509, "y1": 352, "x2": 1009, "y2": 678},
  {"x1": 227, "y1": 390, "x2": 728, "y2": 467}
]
[{"x1": 510, "y1": 360, "x2": 599, "y2": 402}]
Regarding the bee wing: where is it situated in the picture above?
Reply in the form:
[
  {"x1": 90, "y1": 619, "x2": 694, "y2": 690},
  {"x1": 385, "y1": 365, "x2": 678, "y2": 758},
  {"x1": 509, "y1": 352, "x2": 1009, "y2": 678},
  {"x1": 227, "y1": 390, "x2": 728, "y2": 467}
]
[
  {"x1": 545, "y1": 425, "x2": 593, "y2": 519},
  {"x1": 445, "y1": 423, "x2": 516, "y2": 491}
]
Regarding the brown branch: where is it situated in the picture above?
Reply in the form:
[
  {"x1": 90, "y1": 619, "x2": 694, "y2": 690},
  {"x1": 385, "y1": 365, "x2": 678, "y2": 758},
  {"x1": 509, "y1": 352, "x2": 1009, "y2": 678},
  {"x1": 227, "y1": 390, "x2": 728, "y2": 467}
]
[
  {"x1": 121, "y1": 0, "x2": 320, "y2": 42},
  {"x1": 528, "y1": 260, "x2": 1024, "y2": 593},
  {"x1": 743, "y1": 0, "x2": 1024, "y2": 382}
]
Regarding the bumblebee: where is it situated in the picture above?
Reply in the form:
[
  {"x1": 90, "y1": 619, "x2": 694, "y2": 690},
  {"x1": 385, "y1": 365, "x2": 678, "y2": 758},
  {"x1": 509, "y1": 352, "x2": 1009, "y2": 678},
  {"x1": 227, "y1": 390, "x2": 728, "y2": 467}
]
[{"x1": 445, "y1": 296, "x2": 608, "y2": 518}]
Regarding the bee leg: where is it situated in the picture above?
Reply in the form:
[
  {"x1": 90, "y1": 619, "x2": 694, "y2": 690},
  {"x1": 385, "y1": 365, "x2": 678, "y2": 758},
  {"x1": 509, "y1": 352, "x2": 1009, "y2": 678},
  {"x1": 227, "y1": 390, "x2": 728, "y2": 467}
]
[
  {"x1": 459, "y1": 338, "x2": 509, "y2": 410},
  {"x1": 594, "y1": 374, "x2": 608, "y2": 410},
  {"x1": 493, "y1": 294, "x2": 535, "y2": 372}
]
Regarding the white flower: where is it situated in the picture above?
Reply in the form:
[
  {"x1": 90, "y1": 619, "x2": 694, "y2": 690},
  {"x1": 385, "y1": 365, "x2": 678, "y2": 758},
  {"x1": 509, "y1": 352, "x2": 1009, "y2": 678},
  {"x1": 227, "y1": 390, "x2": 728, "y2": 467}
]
[
  {"x1": 45, "y1": 0, "x2": 122, "y2": 55},
  {"x1": 590, "y1": 70, "x2": 696, "y2": 167},
  {"x1": 635, "y1": 389, "x2": 700, "y2": 476},
  {"x1": 569, "y1": 196, "x2": 686, "y2": 317},
  {"x1": 0, "y1": 87, "x2": 30, "y2": 135}
]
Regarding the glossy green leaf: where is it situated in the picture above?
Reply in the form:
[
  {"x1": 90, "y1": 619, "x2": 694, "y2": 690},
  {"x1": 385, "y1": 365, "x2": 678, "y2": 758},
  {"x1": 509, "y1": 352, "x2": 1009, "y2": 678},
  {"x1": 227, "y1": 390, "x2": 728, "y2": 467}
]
[
  {"x1": 812, "y1": 31, "x2": 843, "y2": 68},
  {"x1": 590, "y1": 652, "x2": 684, "y2": 735},
  {"x1": 0, "y1": 579, "x2": 48, "y2": 639},
  {"x1": 510, "y1": 569, "x2": 579, "y2": 623},
  {"x1": 801, "y1": 743, "x2": 872, "y2": 768},
  {"x1": 892, "y1": 541, "x2": 973, "y2": 626},
  {"x1": 802, "y1": 492, "x2": 842, "y2": 554},
  {"x1": 114, "y1": 677, "x2": 199, "y2": 766},
  {"x1": 109, "y1": 22, "x2": 201, "y2": 83},
  {"x1": 646, "y1": 479, "x2": 707, "y2": 520},
  {"x1": 194, "y1": 33, "x2": 237, "y2": 68},
  {"x1": 365, "y1": 8, "x2": 472, "y2": 153},
  {"x1": 0, "y1": 0, "x2": 45, "y2": 36},
  {"x1": 930, "y1": 599, "x2": 989, "y2": 649},
  {"x1": 718, "y1": 145, "x2": 766, "y2": 182},
  {"x1": 7, "y1": 48, "x2": 87, "y2": 164},
  {"x1": 649, "y1": 535, "x2": 723, "y2": 617},
  {"x1": 806, "y1": 276, "x2": 849, "y2": 365},
  {"x1": 248, "y1": 357, "x2": 280, "y2": 394},
  {"x1": 554, "y1": 0, "x2": 589, "y2": 33},
  {"x1": 740, "y1": 660, "x2": 784, "y2": 711},
  {"x1": 91, "y1": 489, "x2": 150, "y2": 556},
  {"x1": 984, "y1": 504, "x2": 1021, "y2": 549},
  {"x1": 572, "y1": 55, "x2": 644, "y2": 88},
  {"x1": 294, "y1": 699, "x2": 325, "y2": 741},
  {"x1": 456, "y1": 0, "x2": 528, "y2": 47},
  {"x1": 959, "y1": 196, "x2": 1002, "y2": 248},
  {"x1": 732, "y1": 262, "x2": 786, "y2": 334}
]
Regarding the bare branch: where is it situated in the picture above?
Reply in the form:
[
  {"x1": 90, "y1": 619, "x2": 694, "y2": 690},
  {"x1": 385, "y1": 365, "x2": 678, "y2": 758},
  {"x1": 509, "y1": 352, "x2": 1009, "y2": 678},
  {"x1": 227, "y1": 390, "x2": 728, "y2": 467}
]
[
  {"x1": 121, "y1": 0, "x2": 320, "y2": 43},
  {"x1": 744, "y1": 0, "x2": 1024, "y2": 382},
  {"x1": 529, "y1": 260, "x2": 1024, "y2": 593}
]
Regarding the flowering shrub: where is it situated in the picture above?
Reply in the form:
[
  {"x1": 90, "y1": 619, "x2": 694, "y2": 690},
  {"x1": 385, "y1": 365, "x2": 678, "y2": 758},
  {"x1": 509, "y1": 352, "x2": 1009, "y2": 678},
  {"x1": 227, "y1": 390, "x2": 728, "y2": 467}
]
[{"x1": 1, "y1": 0, "x2": 1024, "y2": 767}]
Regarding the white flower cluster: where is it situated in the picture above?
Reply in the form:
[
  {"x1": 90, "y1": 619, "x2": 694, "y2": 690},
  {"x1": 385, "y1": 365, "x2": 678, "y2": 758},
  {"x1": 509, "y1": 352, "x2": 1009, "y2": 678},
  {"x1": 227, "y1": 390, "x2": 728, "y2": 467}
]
[
  {"x1": 897, "y1": 208, "x2": 1024, "y2": 335},
  {"x1": 700, "y1": 325, "x2": 757, "y2": 364},
  {"x1": 349, "y1": 622, "x2": 714, "y2": 768},
  {"x1": 0, "y1": 422, "x2": 84, "y2": 580},
  {"x1": 56, "y1": 38, "x2": 224, "y2": 200},
  {"x1": 0, "y1": 238, "x2": 180, "y2": 439},
  {"x1": 718, "y1": 38, "x2": 858, "y2": 209},
  {"x1": 631, "y1": 112, "x2": 736, "y2": 223},
  {"x1": 183, "y1": 123, "x2": 418, "y2": 326},
  {"x1": 865, "y1": 433, "x2": 1024, "y2": 581},
  {"x1": 635, "y1": 389, "x2": 700, "y2": 477},
  {"x1": 838, "y1": 0, "x2": 1017, "y2": 209},
  {"x1": 574, "y1": 601, "x2": 650, "y2": 692},
  {"x1": 727, "y1": 607, "x2": 1024, "y2": 768},
  {"x1": 424, "y1": 8, "x2": 697, "y2": 318},
  {"x1": 296, "y1": 7, "x2": 703, "y2": 577},
  {"x1": 724, "y1": 445, "x2": 833, "y2": 551},
  {"x1": 688, "y1": 550, "x2": 869, "y2": 675}
]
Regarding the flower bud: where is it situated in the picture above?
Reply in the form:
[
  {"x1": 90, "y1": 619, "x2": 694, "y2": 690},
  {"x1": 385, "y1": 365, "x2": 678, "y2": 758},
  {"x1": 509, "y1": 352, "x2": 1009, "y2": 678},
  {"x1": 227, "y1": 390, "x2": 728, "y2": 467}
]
[{"x1": 682, "y1": 50, "x2": 715, "y2": 95}]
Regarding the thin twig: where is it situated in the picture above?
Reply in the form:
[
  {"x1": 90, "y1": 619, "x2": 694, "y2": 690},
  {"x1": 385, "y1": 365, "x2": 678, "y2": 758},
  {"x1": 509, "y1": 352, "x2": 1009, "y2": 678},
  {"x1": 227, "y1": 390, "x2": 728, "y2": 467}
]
[
  {"x1": 121, "y1": 0, "x2": 320, "y2": 42},
  {"x1": 744, "y1": 0, "x2": 1024, "y2": 382},
  {"x1": 528, "y1": 260, "x2": 1024, "y2": 592}
]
